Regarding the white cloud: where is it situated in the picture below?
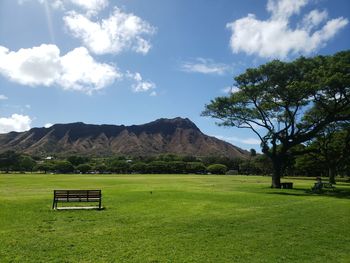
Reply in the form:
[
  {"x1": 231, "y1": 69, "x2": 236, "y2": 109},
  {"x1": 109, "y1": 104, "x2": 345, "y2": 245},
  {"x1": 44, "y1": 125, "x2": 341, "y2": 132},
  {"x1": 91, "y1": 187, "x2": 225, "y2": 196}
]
[
  {"x1": 58, "y1": 46, "x2": 121, "y2": 93},
  {"x1": 181, "y1": 58, "x2": 230, "y2": 75},
  {"x1": 0, "y1": 44, "x2": 121, "y2": 94},
  {"x1": 126, "y1": 71, "x2": 156, "y2": 93},
  {"x1": 34, "y1": 0, "x2": 108, "y2": 15},
  {"x1": 63, "y1": 7, "x2": 156, "y2": 55},
  {"x1": 222, "y1": 86, "x2": 239, "y2": 94},
  {"x1": 67, "y1": 0, "x2": 108, "y2": 15},
  {"x1": 44, "y1": 123, "x2": 53, "y2": 128},
  {"x1": 0, "y1": 95, "x2": 8, "y2": 100},
  {"x1": 0, "y1": 114, "x2": 32, "y2": 133},
  {"x1": 227, "y1": 0, "x2": 348, "y2": 58},
  {"x1": 215, "y1": 135, "x2": 261, "y2": 145}
]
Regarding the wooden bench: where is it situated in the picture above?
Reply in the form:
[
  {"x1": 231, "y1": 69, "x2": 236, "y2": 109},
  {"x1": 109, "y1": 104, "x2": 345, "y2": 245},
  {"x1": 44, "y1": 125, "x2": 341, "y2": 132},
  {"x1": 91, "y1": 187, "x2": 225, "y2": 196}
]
[
  {"x1": 281, "y1": 182, "x2": 293, "y2": 189},
  {"x1": 52, "y1": 190, "x2": 102, "y2": 210}
]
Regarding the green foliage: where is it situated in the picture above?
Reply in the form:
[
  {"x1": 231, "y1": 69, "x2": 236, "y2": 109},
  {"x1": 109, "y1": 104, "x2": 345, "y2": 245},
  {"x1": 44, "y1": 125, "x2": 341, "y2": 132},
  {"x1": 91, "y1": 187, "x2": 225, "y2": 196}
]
[
  {"x1": 207, "y1": 164, "x2": 227, "y2": 174},
  {"x1": 18, "y1": 156, "x2": 36, "y2": 171},
  {"x1": 94, "y1": 163, "x2": 107, "y2": 173},
  {"x1": 203, "y1": 51, "x2": 350, "y2": 187},
  {"x1": 186, "y1": 162, "x2": 207, "y2": 174},
  {"x1": 147, "y1": 161, "x2": 169, "y2": 173},
  {"x1": 250, "y1": 149, "x2": 257, "y2": 157},
  {"x1": 108, "y1": 160, "x2": 130, "y2": 173},
  {"x1": 130, "y1": 162, "x2": 147, "y2": 173},
  {"x1": 67, "y1": 155, "x2": 90, "y2": 166},
  {"x1": 202, "y1": 156, "x2": 240, "y2": 170},
  {"x1": 53, "y1": 161, "x2": 74, "y2": 173},
  {"x1": 0, "y1": 151, "x2": 21, "y2": 172},
  {"x1": 76, "y1": 164, "x2": 92, "y2": 174},
  {"x1": 34, "y1": 162, "x2": 54, "y2": 173},
  {"x1": 293, "y1": 125, "x2": 350, "y2": 179},
  {"x1": 157, "y1": 153, "x2": 182, "y2": 162},
  {"x1": 167, "y1": 161, "x2": 187, "y2": 174}
]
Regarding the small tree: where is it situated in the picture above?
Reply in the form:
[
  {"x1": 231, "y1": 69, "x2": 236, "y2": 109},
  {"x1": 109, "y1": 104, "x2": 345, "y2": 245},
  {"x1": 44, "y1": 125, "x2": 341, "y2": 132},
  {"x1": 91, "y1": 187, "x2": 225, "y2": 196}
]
[
  {"x1": 18, "y1": 156, "x2": 36, "y2": 172},
  {"x1": 76, "y1": 164, "x2": 92, "y2": 174},
  {"x1": 53, "y1": 161, "x2": 74, "y2": 173},
  {"x1": 207, "y1": 164, "x2": 227, "y2": 175},
  {"x1": 130, "y1": 162, "x2": 147, "y2": 174},
  {"x1": 0, "y1": 151, "x2": 21, "y2": 172},
  {"x1": 186, "y1": 162, "x2": 207, "y2": 174},
  {"x1": 35, "y1": 162, "x2": 54, "y2": 174}
]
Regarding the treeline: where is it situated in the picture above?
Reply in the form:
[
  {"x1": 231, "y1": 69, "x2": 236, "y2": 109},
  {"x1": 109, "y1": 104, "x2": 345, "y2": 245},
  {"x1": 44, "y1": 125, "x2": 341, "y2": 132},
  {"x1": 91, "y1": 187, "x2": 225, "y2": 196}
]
[{"x1": 0, "y1": 152, "x2": 233, "y2": 175}]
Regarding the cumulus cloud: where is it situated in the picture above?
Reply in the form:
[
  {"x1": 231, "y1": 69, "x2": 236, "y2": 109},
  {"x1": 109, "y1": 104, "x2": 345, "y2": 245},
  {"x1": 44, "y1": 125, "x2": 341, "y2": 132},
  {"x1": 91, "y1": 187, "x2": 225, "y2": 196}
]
[
  {"x1": 215, "y1": 135, "x2": 261, "y2": 145},
  {"x1": 0, "y1": 44, "x2": 121, "y2": 94},
  {"x1": 0, "y1": 114, "x2": 32, "y2": 133},
  {"x1": 44, "y1": 123, "x2": 53, "y2": 128},
  {"x1": 227, "y1": 0, "x2": 348, "y2": 58},
  {"x1": 63, "y1": 7, "x2": 156, "y2": 55},
  {"x1": 181, "y1": 58, "x2": 230, "y2": 75},
  {"x1": 0, "y1": 95, "x2": 8, "y2": 100},
  {"x1": 126, "y1": 71, "x2": 156, "y2": 94},
  {"x1": 34, "y1": 0, "x2": 108, "y2": 15}
]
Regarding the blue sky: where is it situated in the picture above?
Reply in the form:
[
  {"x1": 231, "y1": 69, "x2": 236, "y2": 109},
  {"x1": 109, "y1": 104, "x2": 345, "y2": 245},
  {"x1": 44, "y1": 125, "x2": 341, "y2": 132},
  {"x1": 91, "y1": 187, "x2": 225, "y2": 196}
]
[{"x1": 0, "y1": 0, "x2": 349, "y2": 151}]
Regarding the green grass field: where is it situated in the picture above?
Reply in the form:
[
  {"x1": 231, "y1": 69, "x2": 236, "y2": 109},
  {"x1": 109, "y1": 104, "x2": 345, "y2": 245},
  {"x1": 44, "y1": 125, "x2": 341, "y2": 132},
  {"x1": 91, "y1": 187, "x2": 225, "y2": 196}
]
[{"x1": 0, "y1": 174, "x2": 349, "y2": 263}]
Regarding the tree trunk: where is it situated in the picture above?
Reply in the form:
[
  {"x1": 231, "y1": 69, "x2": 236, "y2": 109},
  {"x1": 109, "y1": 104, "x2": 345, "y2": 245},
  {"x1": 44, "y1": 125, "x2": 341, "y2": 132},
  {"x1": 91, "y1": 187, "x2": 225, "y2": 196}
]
[
  {"x1": 271, "y1": 159, "x2": 282, "y2": 188},
  {"x1": 328, "y1": 167, "x2": 336, "y2": 184}
]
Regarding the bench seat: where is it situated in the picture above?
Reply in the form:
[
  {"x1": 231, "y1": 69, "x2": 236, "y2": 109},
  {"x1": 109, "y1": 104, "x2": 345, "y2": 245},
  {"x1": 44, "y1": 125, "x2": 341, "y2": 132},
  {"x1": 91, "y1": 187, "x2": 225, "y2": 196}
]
[{"x1": 52, "y1": 190, "x2": 102, "y2": 210}]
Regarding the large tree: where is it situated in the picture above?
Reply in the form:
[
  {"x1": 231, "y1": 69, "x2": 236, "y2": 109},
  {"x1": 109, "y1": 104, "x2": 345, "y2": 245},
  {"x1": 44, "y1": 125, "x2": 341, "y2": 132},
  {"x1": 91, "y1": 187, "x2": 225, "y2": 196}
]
[
  {"x1": 203, "y1": 51, "x2": 350, "y2": 188},
  {"x1": 295, "y1": 123, "x2": 350, "y2": 183}
]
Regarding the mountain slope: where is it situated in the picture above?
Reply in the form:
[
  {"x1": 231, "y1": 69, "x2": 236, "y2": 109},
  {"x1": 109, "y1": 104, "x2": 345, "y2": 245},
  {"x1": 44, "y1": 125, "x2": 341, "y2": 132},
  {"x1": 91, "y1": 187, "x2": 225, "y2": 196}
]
[{"x1": 0, "y1": 117, "x2": 249, "y2": 158}]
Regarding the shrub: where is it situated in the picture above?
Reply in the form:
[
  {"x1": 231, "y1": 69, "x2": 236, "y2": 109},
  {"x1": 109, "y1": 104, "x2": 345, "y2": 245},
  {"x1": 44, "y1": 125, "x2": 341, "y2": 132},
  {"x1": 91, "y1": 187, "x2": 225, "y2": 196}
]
[
  {"x1": 53, "y1": 161, "x2": 74, "y2": 173},
  {"x1": 130, "y1": 162, "x2": 147, "y2": 173},
  {"x1": 76, "y1": 164, "x2": 92, "y2": 174},
  {"x1": 147, "y1": 161, "x2": 169, "y2": 174},
  {"x1": 108, "y1": 161, "x2": 130, "y2": 173},
  {"x1": 168, "y1": 161, "x2": 187, "y2": 173},
  {"x1": 186, "y1": 162, "x2": 207, "y2": 174},
  {"x1": 207, "y1": 164, "x2": 227, "y2": 175}
]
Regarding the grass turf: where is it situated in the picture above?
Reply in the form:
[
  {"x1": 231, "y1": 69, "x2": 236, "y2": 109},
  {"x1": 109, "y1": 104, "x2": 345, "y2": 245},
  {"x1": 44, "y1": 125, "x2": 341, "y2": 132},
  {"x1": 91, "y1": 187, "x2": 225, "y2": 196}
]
[{"x1": 0, "y1": 174, "x2": 349, "y2": 262}]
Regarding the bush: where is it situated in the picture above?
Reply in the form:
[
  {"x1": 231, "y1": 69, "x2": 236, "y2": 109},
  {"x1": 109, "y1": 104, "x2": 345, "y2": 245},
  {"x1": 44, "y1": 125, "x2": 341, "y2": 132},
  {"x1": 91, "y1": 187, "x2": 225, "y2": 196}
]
[
  {"x1": 168, "y1": 161, "x2": 187, "y2": 173},
  {"x1": 147, "y1": 161, "x2": 169, "y2": 173},
  {"x1": 53, "y1": 161, "x2": 74, "y2": 173},
  {"x1": 130, "y1": 162, "x2": 147, "y2": 173},
  {"x1": 207, "y1": 164, "x2": 227, "y2": 175},
  {"x1": 34, "y1": 162, "x2": 54, "y2": 173},
  {"x1": 108, "y1": 161, "x2": 130, "y2": 173},
  {"x1": 94, "y1": 163, "x2": 107, "y2": 173},
  {"x1": 76, "y1": 164, "x2": 92, "y2": 174},
  {"x1": 186, "y1": 162, "x2": 207, "y2": 174}
]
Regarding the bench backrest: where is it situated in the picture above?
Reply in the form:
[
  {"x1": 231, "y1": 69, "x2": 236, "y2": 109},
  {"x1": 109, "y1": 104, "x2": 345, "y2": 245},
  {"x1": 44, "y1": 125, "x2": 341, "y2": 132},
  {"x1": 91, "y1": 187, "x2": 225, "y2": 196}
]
[{"x1": 54, "y1": 190, "x2": 101, "y2": 199}]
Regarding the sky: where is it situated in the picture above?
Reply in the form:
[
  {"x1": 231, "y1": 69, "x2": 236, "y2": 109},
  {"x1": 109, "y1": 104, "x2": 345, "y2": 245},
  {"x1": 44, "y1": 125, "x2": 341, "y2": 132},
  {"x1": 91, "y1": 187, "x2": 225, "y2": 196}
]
[{"x1": 0, "y1": 0, "x2": 349, "y2": 151}]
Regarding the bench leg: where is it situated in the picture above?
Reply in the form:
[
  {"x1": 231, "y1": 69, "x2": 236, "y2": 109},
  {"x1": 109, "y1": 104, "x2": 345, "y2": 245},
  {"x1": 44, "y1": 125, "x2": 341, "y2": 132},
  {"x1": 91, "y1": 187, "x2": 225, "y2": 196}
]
[
  {"x1": 52, "y1": 200, "x2": 56, "y2": 210},
  {"x1": 99, "y1": 199, "x2": 102, "y2": 210}
]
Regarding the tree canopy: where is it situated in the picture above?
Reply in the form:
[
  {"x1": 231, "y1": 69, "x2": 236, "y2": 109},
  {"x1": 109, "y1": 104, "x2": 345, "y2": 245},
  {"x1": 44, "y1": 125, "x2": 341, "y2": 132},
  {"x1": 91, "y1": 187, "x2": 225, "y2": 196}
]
[{"x1": 203, "y1": 50, "x2": 350, "y2": 187}]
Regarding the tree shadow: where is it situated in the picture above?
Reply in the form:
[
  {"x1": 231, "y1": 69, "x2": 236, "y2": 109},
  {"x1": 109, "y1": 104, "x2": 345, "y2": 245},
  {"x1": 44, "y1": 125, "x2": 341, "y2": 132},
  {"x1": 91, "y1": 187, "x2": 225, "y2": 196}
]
[{"x1": 266, "y1": 187, "x2": 350, "y2": 199}]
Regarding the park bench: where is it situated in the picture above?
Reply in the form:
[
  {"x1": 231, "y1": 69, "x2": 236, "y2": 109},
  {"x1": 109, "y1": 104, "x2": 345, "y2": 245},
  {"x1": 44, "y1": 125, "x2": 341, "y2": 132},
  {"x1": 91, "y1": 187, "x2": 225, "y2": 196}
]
[
  {"x1": 281, "y1": 182, "x2": 293, "y2": 189},
  {"x1": 312, "y1": 182, "x2": 335, "y2": 192},
  {"x1": 52, "y1": 190, "x2": 102, "y2": 210}
]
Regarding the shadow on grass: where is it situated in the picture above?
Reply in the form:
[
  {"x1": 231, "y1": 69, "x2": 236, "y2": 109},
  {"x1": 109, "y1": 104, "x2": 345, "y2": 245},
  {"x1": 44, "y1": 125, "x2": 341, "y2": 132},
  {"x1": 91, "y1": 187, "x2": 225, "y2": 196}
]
[{"x1": 266, "y1": 187, "x2": 350, "y2": 199}]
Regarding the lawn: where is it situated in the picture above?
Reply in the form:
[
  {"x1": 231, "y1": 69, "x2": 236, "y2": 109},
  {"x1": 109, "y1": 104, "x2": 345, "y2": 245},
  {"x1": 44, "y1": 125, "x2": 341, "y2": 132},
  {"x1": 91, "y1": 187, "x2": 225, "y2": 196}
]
[{"x1": 0, "y1": 174, "x2": 349, "y2": 263}]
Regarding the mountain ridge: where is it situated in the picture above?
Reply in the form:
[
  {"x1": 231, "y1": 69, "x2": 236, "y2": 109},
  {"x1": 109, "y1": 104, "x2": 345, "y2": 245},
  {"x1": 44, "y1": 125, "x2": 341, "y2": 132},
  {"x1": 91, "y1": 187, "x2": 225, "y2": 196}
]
[{"x1": 0, "y1": 117, "x2": 249, "y2": 158}]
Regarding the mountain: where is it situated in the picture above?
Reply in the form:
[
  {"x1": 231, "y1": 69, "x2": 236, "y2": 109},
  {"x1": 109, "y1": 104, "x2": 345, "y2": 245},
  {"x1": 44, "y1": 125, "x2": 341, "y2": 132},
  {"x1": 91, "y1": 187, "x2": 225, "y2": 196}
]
[{"x1": 0, "y1": 117, "x2": 249, "y2": 158}]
